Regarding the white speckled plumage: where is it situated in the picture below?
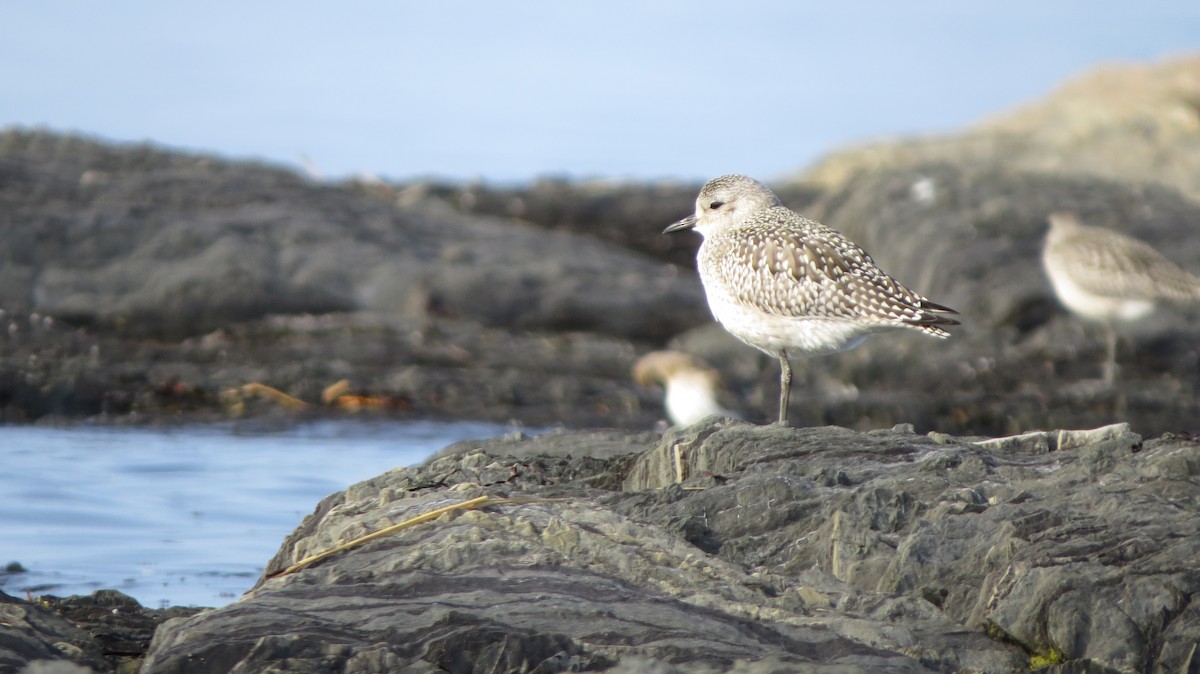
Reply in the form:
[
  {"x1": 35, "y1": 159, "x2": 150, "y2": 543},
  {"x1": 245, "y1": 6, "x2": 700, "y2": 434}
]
[
  {"x1": 665, "y1": 174, "x2": 958, "y2": 425},
  {"x1": 1042, "y1": 211, "x2": 1200, "y2": 384}
]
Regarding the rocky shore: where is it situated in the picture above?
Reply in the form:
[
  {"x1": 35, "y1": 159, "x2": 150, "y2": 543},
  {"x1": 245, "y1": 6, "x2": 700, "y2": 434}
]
[
  {"x1": 6, "y1": 419, "x2": 1199, "y2": 673},
  {"x1": 3, "y1": 55, "x2": 1200, "y2": 673}
]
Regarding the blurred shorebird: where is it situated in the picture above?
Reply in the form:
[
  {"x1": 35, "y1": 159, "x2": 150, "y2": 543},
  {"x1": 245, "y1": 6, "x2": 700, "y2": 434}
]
[
  {"x1": 665, "y1": 174, "x2": 959, "y2": 426},
  {"x1": 1042, "y1": 211, "x2": 1200, "y2": 385},
  {"x1": 633, "y1": 350, "x2": 740, "y2": 426}
]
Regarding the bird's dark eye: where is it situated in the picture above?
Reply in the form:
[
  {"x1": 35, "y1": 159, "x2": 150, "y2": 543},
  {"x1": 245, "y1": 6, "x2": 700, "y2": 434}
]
[{"x1": 709, "y1": 201, "x2": 725, "y2": 210}]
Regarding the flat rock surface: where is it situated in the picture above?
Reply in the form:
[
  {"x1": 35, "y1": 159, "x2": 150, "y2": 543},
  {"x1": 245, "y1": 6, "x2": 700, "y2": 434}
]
[{"x1": 123, "y1": 419, "x2": 1200, "y2": 673}]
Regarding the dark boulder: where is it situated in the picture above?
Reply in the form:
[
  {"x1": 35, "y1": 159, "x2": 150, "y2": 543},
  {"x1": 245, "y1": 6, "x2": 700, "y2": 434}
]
[
  {"x1": 0, "y1": 587, "x2": 202, "y2": 674},
  {"x1": 138, "y1": 419, "x2": 1200, "y2": 673},
  {"x1": 0, "y1": 130, "x2": 706, "y2": 342}
]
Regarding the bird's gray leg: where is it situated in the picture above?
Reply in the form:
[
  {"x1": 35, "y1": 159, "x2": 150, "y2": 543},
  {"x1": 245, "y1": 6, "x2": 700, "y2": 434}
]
[
  {"x1": 1102, "y1": 323, "x2": 1118, "y2": 387},
  {"x1": 776, "y1": 354, "x2": 792, "y2": 426}
]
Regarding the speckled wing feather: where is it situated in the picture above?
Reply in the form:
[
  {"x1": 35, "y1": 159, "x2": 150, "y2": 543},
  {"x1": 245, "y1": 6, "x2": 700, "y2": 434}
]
[
  {"x1": 703, "y1": 208, "x2": 958, "y2": 335},
  {"x1": 1053, "y1": 228, "x2": 1200, "y2": 301}
]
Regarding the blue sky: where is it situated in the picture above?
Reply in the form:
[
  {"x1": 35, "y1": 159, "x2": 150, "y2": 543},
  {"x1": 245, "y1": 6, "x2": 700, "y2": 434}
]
[{"x1": 1, "y1": 2, "x2": 1197, "y2": 184}]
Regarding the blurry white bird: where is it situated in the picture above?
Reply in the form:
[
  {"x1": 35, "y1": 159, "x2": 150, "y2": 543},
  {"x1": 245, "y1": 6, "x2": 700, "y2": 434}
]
[
  {"x1": 1042, "y1": 211, "x2": 1200, "y2": 385},
  {"x1": 633, "y1": 351, "x2": 740, "y2": 427}
]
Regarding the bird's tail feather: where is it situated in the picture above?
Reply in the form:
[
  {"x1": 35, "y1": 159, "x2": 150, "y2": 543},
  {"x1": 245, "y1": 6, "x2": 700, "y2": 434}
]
[{"x1": 906, "y1": 298, "x2": 960, "y2": 338}]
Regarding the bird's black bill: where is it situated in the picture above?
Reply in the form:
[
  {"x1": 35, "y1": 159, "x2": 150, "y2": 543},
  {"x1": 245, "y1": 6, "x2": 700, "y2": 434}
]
[{"x1": 663, "y1": 214, "x2": 697, "y2": 234}]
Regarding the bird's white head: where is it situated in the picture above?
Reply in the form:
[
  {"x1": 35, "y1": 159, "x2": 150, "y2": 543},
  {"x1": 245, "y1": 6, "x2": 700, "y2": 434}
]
[{"x1": 664, "y1": 174, "x2": 782, "y2": 238}]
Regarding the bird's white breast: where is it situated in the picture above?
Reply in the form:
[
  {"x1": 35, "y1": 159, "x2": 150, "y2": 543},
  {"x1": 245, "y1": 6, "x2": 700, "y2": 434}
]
[
  {"x1": 663, "y1": 371, "x2": 733, "y2": 426},
  {"x1": 703, "y1": 290, "x2": 874, "y2": 357},
  {"x1": 1043, "y1": 263, "x2": 1155, "y2": 323}
]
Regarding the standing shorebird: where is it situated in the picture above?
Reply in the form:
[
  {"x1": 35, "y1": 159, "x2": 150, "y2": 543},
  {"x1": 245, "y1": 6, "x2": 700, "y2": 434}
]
[
  {"x1": 1042, "y1": 211, "x2": 1200, "y2": 385},
  {"x1": 665, "y1": 174, "x2": 959, "y2": 426}
]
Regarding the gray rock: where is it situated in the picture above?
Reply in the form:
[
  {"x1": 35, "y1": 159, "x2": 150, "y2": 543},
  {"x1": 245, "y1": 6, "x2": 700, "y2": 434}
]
[
  {"x1": 0, "y1": 129, "x2": 706, "y2": 342},
  {"x1": 18, "y1": 662, "x2": 96, "y2": 674},
  {"x1": 428, "y1": 176, "x2": 823, "y2": 270},
  {"x1": 0, "y1": 588, "x2": 205, "y2": 674},
  {"x1": 0, "y1": 590, "x2": 105, "y2": 674},
  {"x1": 432, "y1": 427, "x2": 661, "y2": 461},
  {"x1": 139, "y1": 418, "x2": 1200, "y2": 673}
]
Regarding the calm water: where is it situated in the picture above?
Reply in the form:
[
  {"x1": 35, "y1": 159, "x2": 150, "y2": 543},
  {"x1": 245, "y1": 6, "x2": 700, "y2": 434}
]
[{"x1": 0, "y1": 420, "x2": 525, "y2": 608}]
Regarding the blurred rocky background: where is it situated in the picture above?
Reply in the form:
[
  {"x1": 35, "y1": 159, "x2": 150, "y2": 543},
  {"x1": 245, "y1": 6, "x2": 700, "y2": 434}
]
[{"x1": 3, "y1": 55, "x2": 1200, "y2": 436}]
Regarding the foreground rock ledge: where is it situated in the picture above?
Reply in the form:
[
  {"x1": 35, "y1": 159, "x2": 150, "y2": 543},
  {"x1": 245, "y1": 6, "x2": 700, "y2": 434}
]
[{"x1": 136, "y1": 420, "x2": 1199, "y2": 674}]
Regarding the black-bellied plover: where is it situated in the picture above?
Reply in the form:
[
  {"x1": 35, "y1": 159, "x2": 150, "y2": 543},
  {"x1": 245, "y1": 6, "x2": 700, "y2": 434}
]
[
  {"x1": 633, "y1": 350, "x2": 740, "y2": 426},
  {"x1": 665, "y1": 174, "x2": 959, "y2": 426},
  {"x1": 1042, "y1": 211, "x2": 1200, "y2": 385}
]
